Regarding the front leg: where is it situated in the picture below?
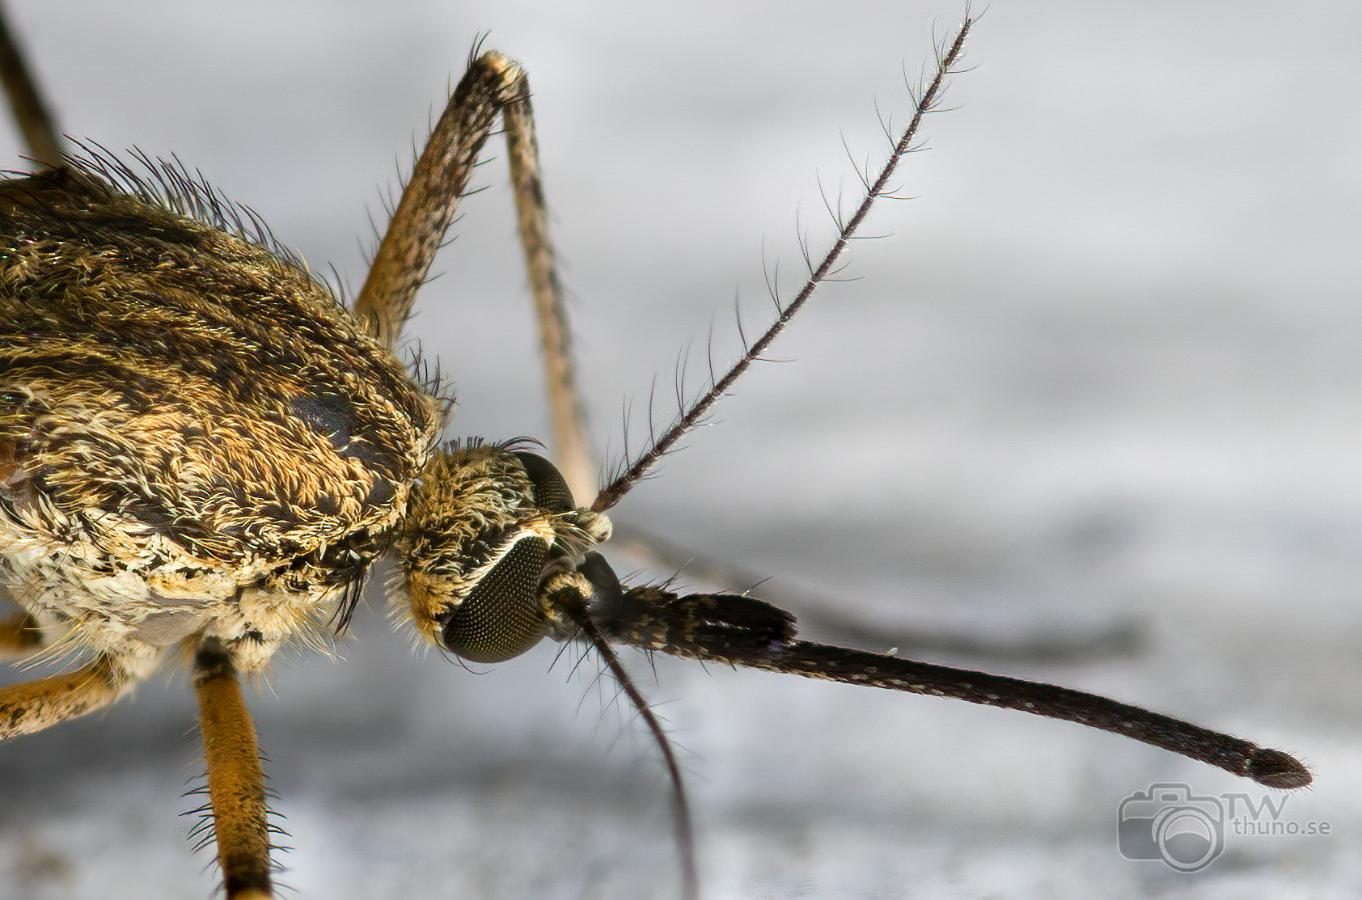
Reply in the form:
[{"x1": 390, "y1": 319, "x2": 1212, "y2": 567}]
[
  {"x1": 193, "y1": 639, "x2": 274, "y2": 900},
  {"x1": 0, "y1": 652, "x2": 142, "y2": 739},
  {"x1": 356, "y1": 51, "x2": 528, "y2": 348},
  {"x1": 351, "y1": 48, "x2": 595, "y2": 498}
]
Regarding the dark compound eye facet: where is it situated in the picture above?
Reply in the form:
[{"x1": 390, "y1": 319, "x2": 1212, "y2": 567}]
[{"x1": 439, "y1": 534, "x2": 549, "y2": 663}]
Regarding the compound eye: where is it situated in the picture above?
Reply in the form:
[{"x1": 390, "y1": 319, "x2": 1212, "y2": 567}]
[
  {"x1": 439, "y1": 534, "x2": 549, "y2": 663},
  {"x1": 514, "y1": 451, "x2": 575, "y2": 513}
]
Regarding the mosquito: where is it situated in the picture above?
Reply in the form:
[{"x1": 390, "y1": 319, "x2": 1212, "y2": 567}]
[{"x1": 0, "y1": 7, "x2": 1310, "y2": 899}]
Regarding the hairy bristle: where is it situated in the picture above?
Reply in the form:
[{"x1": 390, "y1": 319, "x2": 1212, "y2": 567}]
[
  {"x1": 592, "y1": 12, "x2": 976, "y2": 513},
  {"x1": 562, "y1": 598, "x2": 698, "y2": 900},
  {"x1": 55, "y1": 139, "x2": 317, "y2": 277}
]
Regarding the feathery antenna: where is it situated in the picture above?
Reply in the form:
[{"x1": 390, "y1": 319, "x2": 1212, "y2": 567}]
[{"x1": 592, "y1": 12, "x2": 976, "y2": 513}]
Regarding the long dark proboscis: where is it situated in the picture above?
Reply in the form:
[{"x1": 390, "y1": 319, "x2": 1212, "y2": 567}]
[
  {"x1": 751, "y1": 641, "x2": 1311, "y2": 788},
  {"x1": 587, "y1": 577, "x2": 1312, "y2": 790},
  {"x1": 592, "y1": 13, "x2": 976, "y2": 514}
]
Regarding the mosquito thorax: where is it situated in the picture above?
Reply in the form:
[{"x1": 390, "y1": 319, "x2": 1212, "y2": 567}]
[{"x1": 397, "y1": 444, "x2": 610, "y2": 662}]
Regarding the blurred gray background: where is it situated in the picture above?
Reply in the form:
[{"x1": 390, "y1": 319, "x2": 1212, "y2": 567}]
[{"x1": 0, "y1": 1, "x2": 1359, "y2": 898}]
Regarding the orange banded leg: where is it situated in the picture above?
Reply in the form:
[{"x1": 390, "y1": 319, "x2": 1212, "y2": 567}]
[
  {"x1": 0, "y1": 655, "x2": 126, "y2": 739},
  {"x1": 194, "y1": 642, "x2": 273, "y2": 900}
]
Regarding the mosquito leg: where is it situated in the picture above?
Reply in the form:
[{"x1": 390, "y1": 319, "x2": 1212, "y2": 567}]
[
  {"x1": 0, "y1": 610, "x2": 42, "y2": 660},
  {"x1": 193, "y1": 640, "x2": 273, "y2": 900},
  {"x1": 355, "y1": 52, "x2": 514, "y2": 346},
  {"x1": 0, "y1": 654, "x2": 134, "y2": 740},
  {"x1": 0, "y1": 2, "x2": 62, "y2": 168},
  {"x1": 500, "y1": 74, "x2": 594, "y2": 500},
  {"x1": 611, "y1": 524, "x2": 1141, "y2": 664},
  {"x1": 350, "y1": 48, "x2": 594, "y2": 495}
]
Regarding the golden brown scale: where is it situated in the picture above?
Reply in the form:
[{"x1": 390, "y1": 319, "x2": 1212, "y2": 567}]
[
  {"x1": 0, "y1": 168, "x2": 439, "y2": 556},
  {"x1": 398, "y1": 444, "x2": 610, "y2": 647},
  {"x1": 400, "y1": 446, "x2": 549, "y2": 642},
  {"x1": 0, "y1": 166, "x2": 441, "y2": 666}
]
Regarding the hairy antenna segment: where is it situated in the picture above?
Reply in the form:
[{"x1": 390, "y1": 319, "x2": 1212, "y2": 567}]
[{"x1": 592, "y1": 14, "x2": 976, "y2": 513}]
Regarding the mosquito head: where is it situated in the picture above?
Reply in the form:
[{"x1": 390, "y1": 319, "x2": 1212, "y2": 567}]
[{"x1": 397, "y1": 443, "x2": 611, "y2": 662}]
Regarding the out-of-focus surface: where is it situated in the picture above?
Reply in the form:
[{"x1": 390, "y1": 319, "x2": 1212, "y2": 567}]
[{"x1": 1, "y1": 2, "x2": 1358, "y2": 897}]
